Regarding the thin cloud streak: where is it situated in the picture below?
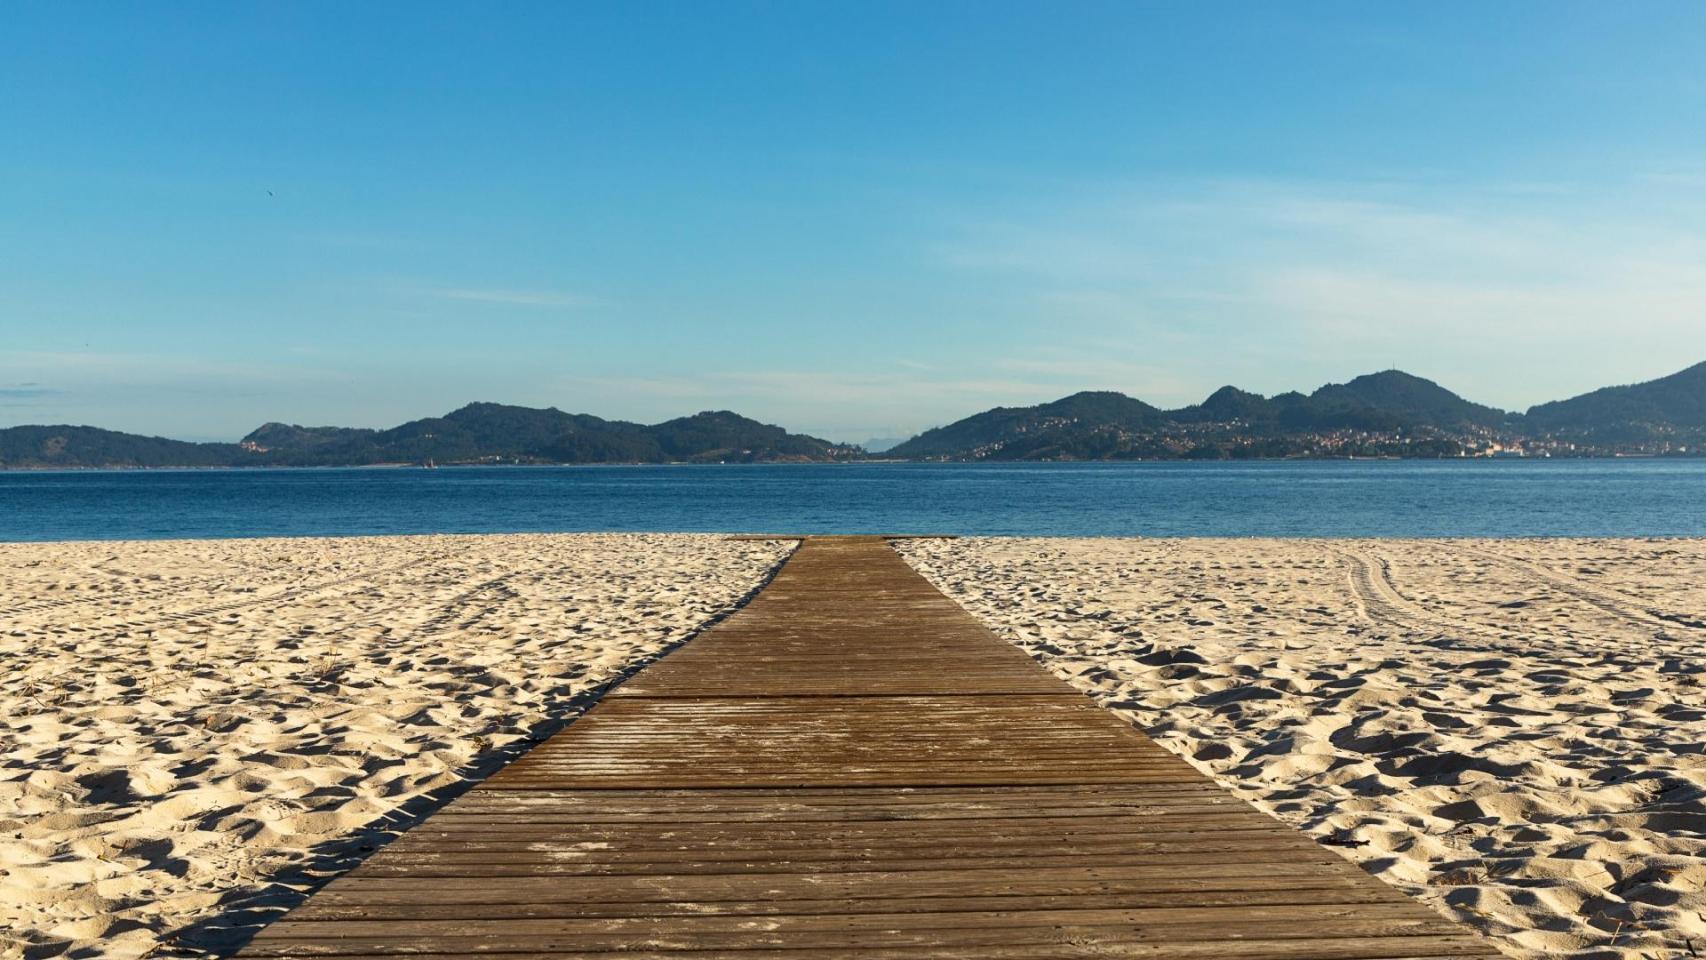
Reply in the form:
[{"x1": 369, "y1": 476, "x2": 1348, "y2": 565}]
[
  {"x1": 434, "y1": 288, "x2": 594, "y2": 308},
  {"x1": 931, "y1": 176, "x2": 1706, "y2": 410},
  {"x1": 0, "y1": 384, "x2": 56, "y2": 399},
  {"x1": 552, "y1": 368, "x2": 1089, "y2": 441}
]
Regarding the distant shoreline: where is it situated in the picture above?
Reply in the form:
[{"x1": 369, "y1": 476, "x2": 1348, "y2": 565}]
[
  {"x1": 2, "y1": 451, "x2": 1701, "y2": 472},
  {"x1": 7, "y1": 361, "x2": 1706, "y2": 469},
  {"x1": 6, "y1": 458, "x2": 1705, "y2": 544}
]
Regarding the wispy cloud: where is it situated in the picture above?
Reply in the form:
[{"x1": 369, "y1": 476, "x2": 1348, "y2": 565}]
[
  {"x1": 562, "y1": 370, "x2": 1050, "y2": 405},
  {"x1": 434, "y1": 288, "x2": 593, "y2": 308},
  {"x1": 931, "y1": 175, "x2": 1706, "y2": 407},
  {"x1": 552, "y1": 368, "x2": 1078, "y2": 439},
  {"x1": 991, "y1": 351, "x2": 1201, "y2": 399},
  {"x1": 0, "y1": 383, "x2": 59, "y2": 407},
  {"x1": 2, "y1": 351, "x2": 340, "y2": 384},
  {"x1": 0, "y1": 353, "x2": 365, "y2": 435}
]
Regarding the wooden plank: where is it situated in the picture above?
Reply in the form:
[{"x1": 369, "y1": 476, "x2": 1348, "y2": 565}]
[
  {"x1": 242, "y1": 927, "x2": 1491, "y2": 958},
  {"x1": 275, "y1": 860, "x2": 1380, "y2": 904},
  {"x1": 251, "y1": 887, "x2": 1412, "y2": 923},
  {"x1": 239, "y1": 536, "x2": 1498, "y2": 957},
  {"x1": 250, "y1": 903, "x2": 1470, "y2": 949},
  {"x1": 239, "y1": 946, "x2": 1495, "y2": 960}
]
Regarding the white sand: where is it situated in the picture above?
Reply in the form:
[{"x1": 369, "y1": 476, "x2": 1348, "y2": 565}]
[
  {"x1": 0, "y1": 533, "x2": 790, "y2": 959},
  {"x1": 898, "y1": 537, "x2": 1706, "y2": 960},
  {"x1": 10, "y1": 533, "x2": 1703, "y2": 959}
]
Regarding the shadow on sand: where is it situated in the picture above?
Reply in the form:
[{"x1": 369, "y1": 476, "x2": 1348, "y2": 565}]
[{"x1": 161, "y1": 543, "x2": 796, "y2": 957}]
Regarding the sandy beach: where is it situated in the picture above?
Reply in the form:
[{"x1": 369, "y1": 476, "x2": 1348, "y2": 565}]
[
  {"x1": 6, "y1": 533, "x2": 1705, "y2": 959},
  {"x1": 0, "y1": 533, "x2": 789, "y2": 959},
  {"x1": 899, "y1": 537, "x2": 1706, "y2": 960}
]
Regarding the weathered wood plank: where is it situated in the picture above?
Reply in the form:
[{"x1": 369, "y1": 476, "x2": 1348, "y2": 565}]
[
  {"x1": 257, "y1": 887, "x2": 1411, "y2": 923},
  {"x1": 238, "y1": 536, "x2": 1497, "y2": 957}
]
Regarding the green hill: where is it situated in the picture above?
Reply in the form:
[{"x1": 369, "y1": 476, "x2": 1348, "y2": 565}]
[
  {"x1": 2, "y1": 404, "x2": 858, "y2": 468},
  {"x1": 7, "y1": 363, "x2": 1704, "y2": 467},
  {"x1": 253, "y1": 403, "x2": 858, "y2": 465},
  {"x1": 887, "y1": 391, "x2": 1163, "y2": 459},
  {"x1": 1526, "y1": 361, "x2": 1706, "y2": 444},
  {"x1": 1172, "y1": 386, "x2": 1272, "y2": 423},
  {"x1": 890, "y1": 371, "x2": 1529, "y2": 460},
  {"x1": 1308, "y1": 370, "x2": 1513, "y2": 430},
  {"x1": 0, "y1": 426, "x2": 246, "y2": 468}
]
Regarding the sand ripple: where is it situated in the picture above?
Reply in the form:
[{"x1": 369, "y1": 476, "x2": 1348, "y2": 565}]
[
  {"x1": 900, "y1": 536, "x2": 1706, "y2": 960},
  {"x1": 0, "y1": 533, "x2": 788, "y2": 958}
]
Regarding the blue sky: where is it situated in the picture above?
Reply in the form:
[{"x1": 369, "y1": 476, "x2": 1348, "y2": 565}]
[{"x1": 4, "y1": 2, "x2": 1706, "y2": 443}]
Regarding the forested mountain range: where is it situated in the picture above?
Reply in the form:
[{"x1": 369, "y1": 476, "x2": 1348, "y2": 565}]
[
  {"x1": 3, "y1": 363, "x2": 1703, "y2": 467},
  {"x1": 0, "y1": 403, "x2": 859, "y2": 468},
  {"x1": 889, "y1": 364, "x2": 1706, "y2": 460},
  {"x1": 1524, "y1": 361, "x2": 1706, "y2": 445}
]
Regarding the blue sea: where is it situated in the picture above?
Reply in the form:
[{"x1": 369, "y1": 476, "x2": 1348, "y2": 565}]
[{"x1": 2, "y1": 460, "x2": 1703, "y2": 542}]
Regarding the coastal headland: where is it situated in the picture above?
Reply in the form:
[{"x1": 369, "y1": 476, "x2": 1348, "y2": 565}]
[{"x1": 6, "y1": 361, "x2": 1706, "y2": 468}]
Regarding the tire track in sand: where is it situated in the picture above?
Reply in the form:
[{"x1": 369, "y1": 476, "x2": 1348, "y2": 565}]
[
  {"x1": 1444, "y1": 543, "x2": 1706, "y2": 634},
  {"x1": 103, "y1": 554, "x2": 448, "y2": 631},
  {"x1": 1325, "y1": 542, "x2": 1497, "y2": 640},
  {"x1": 1, "y1": 572, "x2": 239, "y2": 619}
]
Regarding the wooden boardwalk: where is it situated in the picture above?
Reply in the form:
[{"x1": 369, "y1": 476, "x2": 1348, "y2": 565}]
[{"x1": 241, "y1": 536, "x2": 1499, "y2": 958}]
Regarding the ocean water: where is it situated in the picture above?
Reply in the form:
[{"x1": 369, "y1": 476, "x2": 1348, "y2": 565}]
[{"x1": 1, "y1": 460, "x2": 1703, "y2": 542}]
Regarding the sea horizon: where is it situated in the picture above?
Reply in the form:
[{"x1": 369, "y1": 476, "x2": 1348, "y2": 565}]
[{"x1": 5, "y1": 458, "x2": 1703, "y2": 542}]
